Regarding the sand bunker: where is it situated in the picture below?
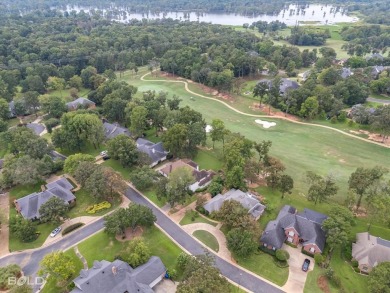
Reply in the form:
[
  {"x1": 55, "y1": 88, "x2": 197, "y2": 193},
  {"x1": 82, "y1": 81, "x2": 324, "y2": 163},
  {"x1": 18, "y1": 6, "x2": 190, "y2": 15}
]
[
  {"x1": 255, "y1": 119, "x2": 276, "y2": 129},
  {"x1": 205, "y1": 125, "x2": 213, "y2": 133}
]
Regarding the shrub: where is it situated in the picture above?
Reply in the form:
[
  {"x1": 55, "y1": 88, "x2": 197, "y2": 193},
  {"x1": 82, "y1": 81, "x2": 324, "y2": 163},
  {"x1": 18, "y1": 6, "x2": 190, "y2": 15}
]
[
  {"x1": 259, "y1": 245, "x2": 276, "y2": 256},
  {"x1": 351, "y1": 260, "x2": 359, "y2": 268},
  {"x1": 195, "y1": 206, "x2": 209, "y2": 216},
  {"x1": 354, "y1": 267, "x2": 360, "y2": 273},
  {"x1": 301, "y1": 248, "x2": 315, "y2": 257},
  {"x1": 177, "y1": 253, "x2": 192, "y2": 269},
  {"x1": 85, "y1": 201, "x2": 111, "y2": 214},
  {"x1": 330, "y1": 116, "x2": 337, "y2": 124},
  {"x1": 208, "y1": 181, "x2": 223, "y2": 197},
  {"x1": 167, "y1": 268, "x2": 177, "y2": 280},
  {"x1": 348, "y1": 119, "x2": 355, "y2": 127},
  {"x1": 338, "y1": 111, "x2": 347, "y2": 122},
  {"x1": 62, "y1": 223, "x2": 84, "y2": 236},
  {"x1": 274, "y1": 259, "x2": 289, "y2": 268},
  {"x1": 285, "y1": 241, "x2": 298, "y2": 248},
  {"x1": 44, "y1": 118, "x2": 60, "y2": 133},
  {"x1": 275, "y1": 249, "x2": 290, "y2": 261},
  {"x1": 314, "y1": 254, "x2": 325, "y2": 266},
  {"x1": 342, "y1": 243, "x2": 352, "y2": 260},
  {"x1": 325, "y1": 267, "x2": 334, "y2": 280}
]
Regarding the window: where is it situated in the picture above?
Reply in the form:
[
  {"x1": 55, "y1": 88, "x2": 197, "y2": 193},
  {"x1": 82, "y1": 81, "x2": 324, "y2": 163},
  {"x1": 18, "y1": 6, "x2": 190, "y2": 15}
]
[
  {"x1": 309, "y1": 247, "x2": 315, "y2": 253},
  {"x1": 288, "y1": 231, "x2": 295, "y2": 237}
]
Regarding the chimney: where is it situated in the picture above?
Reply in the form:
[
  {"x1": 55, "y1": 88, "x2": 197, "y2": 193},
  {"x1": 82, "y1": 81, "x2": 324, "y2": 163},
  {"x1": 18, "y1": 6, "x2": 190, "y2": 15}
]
[{"x1": 112, "y1": 266, "x2": 117, "y2": 275}]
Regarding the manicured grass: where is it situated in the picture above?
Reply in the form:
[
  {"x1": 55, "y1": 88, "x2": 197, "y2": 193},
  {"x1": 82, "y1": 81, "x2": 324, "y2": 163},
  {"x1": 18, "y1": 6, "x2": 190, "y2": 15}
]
[
  {"x1": 144, "y1": 128, "x2": 163, "y2": 143},
  {"x1": 234, "y1": 250, "x2": 289, "y2": 287},
  {"x1": 124, "y1": 72, "x2": 390, "y2": 202},
  {"x1": 193, "y1": 230, "x2": 219, "y2": 252},
  {"x1": 56, "y1": 143, "x2": 106, "y2": 157},
  {"x1": 101, "y1": 159, "x2": 133, "y2": 180},
  {"x1": 77, "y1": 226, "x2": 183, "y2": 275},
  {"x1": 193, "y1": 148, "x2": 223, "y2": 171},
  {"x1": 40, "y1": 249, "x2": 83, "y2": 293},
  {"x1": 143, "y1": 189, "x2": 167, "y2": 208},
  {"x1": 48, "y1": 87, "x2": 90, "y2": 102},
  {"x1": 7, "y1": 118, "x2": 20, "y2": 128},
  {"x1": 180, "y1": 210, "x2": 218, "y2": 227},
  {"x1": 67, "y1": 189, "x2": 122, "y2": 218},
  {"x1": 370, "y1": 92, "x2": 390, "y2": 101}
]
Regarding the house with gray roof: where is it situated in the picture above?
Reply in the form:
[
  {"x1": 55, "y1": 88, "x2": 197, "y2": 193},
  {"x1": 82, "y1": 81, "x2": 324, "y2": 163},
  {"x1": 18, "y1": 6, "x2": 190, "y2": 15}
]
[
  {"x1": 103, "y1": 121, "x2": 132, "y2": 140},
  {"x1": 258, "y1": 78, "x2": 300, "y2": 96},
  {"x1": 367, "y1": 53, "x2": 384, "y2": 61},
  {"x1": 260, "y1": 205, "x2": 328, "y2": 254},
  {"x1": 14, "y1": 177, "x2": 75, "y2": 220},
  {"x1": 340, "y1": 67, "x2": 353, "y2": 79},
  {"x1": 26, "y1": 123, "x2": 45, "y2": 135},
  {"x1": 136, "y1": 138, "x2": 168, "y2": 167},
  {"x1": 371, "y1": 65, "x2": 386, "y2": 78},
  {"x1": 9, "y1": 101, "x2": 16, "y2": 118},
  {"x1": 71, "y1": 256, "x2": 165, "y2": 293},
  {"x1": 352, "y1": 232, "x2": 390, "y2": 273},
  {"x1": 66, "y1": 98, "x2": 96, "y2": 111},
  {"x1": 203, "y1": 189, "x2": 265, "y2": 220}
]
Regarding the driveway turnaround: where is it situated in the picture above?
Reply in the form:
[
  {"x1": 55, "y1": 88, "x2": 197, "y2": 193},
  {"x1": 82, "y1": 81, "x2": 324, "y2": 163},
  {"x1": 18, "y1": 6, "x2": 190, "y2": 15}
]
[{"x1": 125, "y1": 187, "x2": 285, "y2": 293}]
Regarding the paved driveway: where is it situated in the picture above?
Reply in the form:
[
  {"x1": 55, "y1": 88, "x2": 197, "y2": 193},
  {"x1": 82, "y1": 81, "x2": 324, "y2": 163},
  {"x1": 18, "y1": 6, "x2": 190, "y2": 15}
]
[{"x1": 282, "y1": 244, "x2": 314, "y2": 293}]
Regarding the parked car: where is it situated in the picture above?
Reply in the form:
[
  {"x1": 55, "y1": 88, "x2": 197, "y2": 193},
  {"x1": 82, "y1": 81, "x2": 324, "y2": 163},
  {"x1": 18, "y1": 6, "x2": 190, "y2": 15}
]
[
  {"x1": 302, "y1": 259, "x2": 310, "y2": 272},
  {"x1": 102, "y1": 154, "x2": 110, "y2": 160},
  {"x1": 50, "y1": 227, "x2": 62, "y2": 237},
  {"x1": 100, "y1": 150, "x2": 108, "y2": 157}
]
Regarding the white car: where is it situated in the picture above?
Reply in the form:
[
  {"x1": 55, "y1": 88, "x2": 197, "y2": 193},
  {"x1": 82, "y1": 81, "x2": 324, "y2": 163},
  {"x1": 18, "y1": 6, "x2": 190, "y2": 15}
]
[
  {"x1": 100, "y1": 151, "x2": 108, "y2": 157},
  {"x1": 50, "y1": 227, "x2": 62, "y2": 238}
]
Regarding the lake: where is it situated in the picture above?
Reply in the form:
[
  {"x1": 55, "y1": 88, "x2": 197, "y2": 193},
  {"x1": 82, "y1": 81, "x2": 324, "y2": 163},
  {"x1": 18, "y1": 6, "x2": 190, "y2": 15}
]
[{"x1": 62, "y1": 3, "x2": 358, "y2": 26}]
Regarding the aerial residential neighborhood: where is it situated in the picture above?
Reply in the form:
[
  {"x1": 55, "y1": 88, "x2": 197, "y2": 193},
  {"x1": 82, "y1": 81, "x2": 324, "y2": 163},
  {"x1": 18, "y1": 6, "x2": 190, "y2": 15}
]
[{"x1": 0, "y1": 1, "x2": 390, "y2": 293}]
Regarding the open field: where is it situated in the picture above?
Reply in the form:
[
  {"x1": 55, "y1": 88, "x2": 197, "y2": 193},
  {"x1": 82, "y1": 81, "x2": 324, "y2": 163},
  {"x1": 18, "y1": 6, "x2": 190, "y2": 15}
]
[{"x1": 120, "y1": 70, "x2": 390, "y2": 201}]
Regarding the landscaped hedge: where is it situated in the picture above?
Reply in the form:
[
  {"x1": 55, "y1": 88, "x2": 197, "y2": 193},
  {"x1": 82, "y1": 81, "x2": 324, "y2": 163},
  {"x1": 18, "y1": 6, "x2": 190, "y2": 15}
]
[
  {"x1": 259, "y1": 245, "x2": 276, "y2": 256},
  {"x1": 85, "y1": 201, "x2": 111, "y2": 214},
  {"x1": 62, "y1": 223, "x2": 84, "y2": 236},
  {"x1": 301, "y1": 248, "x2": 315, "y2": 257}
]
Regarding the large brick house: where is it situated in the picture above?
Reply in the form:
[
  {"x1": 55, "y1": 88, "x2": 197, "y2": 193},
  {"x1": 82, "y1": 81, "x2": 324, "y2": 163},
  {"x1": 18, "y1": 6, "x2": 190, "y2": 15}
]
[{"x1": 260, "y1": 205, "x2": 328, "y2": 254}]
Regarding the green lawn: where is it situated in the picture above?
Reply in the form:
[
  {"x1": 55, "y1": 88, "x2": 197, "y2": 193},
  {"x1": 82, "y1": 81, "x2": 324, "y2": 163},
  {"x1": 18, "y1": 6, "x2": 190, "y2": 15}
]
[
  {"x1": 77, "y1": 226, "x2": 183, "y2": 274},
  {"x1": 193, "y1": 230, "x2": 219, "y2": 252},
  {"x1": 180, "y1": 210, "x2": 218, "y2": 227},
  {"x1": 101, "y1": 159, "x2": 133, "y2": 180},
  {"x1": 40, "y1": 249, "x2": 83, "y2": 293},
  {"x1": 143, "y1": 189, "x2": 167, "y2": 208},
  {"x1": 7, "y1": 118, "x2": 20, "y2": 128},
  {"x1": 124, "y1": 72, "x2": 390, "y2": 202},
  {"x1": 48, "y1": 87, "x2": 90, "y2": 102},
  {"x1": 67, "y1": 188, "x2": 122, "y2": 218},
  {"x1": 234, "y1": 250, "x2": 289, "y2": 287},
  {"x1": 193, "y1": 148, "x2": 223, "y2": 171},
  {"x1": 56, "y1": 142, "x2": 106, "y2": 157}
]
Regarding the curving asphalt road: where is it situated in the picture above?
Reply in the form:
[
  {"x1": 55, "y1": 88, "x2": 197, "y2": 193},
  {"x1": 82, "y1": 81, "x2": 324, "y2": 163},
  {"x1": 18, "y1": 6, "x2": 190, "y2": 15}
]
[
  {"x1": 367, "y1": 97, "x2": 390, "y2": 104},
  {"x1": 125, "y1": 187, "x2": 284, "y2": 293},
  {"x1": 0, "y1": 187, "x2": 284, "y2": 293}
]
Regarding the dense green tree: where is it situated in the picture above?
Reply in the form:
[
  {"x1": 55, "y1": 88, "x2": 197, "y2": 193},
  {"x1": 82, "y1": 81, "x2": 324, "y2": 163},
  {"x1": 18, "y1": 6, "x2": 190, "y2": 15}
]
[
  {"x1": 299, "y1": 96, "x2": 319, "y2": 120},
  {"x1": 209, "y1": 119, "x2": 226, "y2": 148},
  {"x1": 253, "y1": 81, "x2": 269, "y2": 108},
  {"x1": 368, "y1": 262, "x2": 390, "y2": 293},
  {"x1": 39, "y1": 197, "x2": 69, "y2": 224},
  {"x1": 129, "y1": 166, "x2": 157, "y2": 191},
  {"x1": 7, "y1": 127, "x2": 50, "y2": 159},
  {"x1": 130, "y1": 106, "x2": 148, "y2": 138},
  {"x1": 0, "y1": 264, "x2": 22, "y2": 290},
  {"x1": 39, "y1": 251, "x2": 76, "y2": 284},
  {"x1": 63, "y1": 153, "x2": 95, "y2": 175},
  {"x1": 104, "y1": 208, "x2": 131, "y2": 237},
  {"x1": 162, "y1": 124, "x2": 188, "y2": 158},
  {"x1": 39, "y1": 95, "x2": 67, "y2": 118},
  {"x1": 226, "y1": 165, "x2": 245, "y2": 190},
  {"x1": 265, "y1": 157, "x2": 285, "y2": 189},
  {"x1": 0, "y1": 98, "x2": 10, "y2": 120},
  {"x1": 370, "y1": 105, "x2": 390, "y2": 143},
  {"x1": 107, "y1": 134, "x2": 139, "y2": 167},
  {"x1": 278, "y1": 174, "x2": 294, "y2": 199},
  {"x1": 9, "y1": 216, "x2": 37, "y2": 243},
  {"x1": 123, "y1": 237, "x2": 151, "y2": 267},
  {"x1": 164, "y1": 166, "x2": 195, "y2": 207},
  {"x1": 68, "y1": 75, "x2": 82, "y2": 90},
  {"x1": 227, "y1": 228, "x2": 257, "y2": 258}
]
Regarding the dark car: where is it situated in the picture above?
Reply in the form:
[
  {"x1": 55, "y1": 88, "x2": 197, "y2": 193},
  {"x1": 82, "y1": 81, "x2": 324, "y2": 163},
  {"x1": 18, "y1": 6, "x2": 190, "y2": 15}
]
[{"x1": 302, "y1": 259, "x2": 310, "y2": 272}]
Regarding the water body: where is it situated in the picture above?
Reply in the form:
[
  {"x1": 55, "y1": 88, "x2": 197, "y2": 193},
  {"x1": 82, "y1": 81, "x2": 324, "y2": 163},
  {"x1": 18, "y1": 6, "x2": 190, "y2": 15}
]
[{"x1": 62, "y1": 4, "x2": 358, "y2": 26}]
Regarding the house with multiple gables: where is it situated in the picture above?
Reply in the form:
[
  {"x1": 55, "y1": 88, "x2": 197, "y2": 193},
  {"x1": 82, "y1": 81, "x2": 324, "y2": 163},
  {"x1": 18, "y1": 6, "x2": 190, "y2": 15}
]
[
  {"x1": 66, "y1": 97, "x2": 96, "y2": 111},
  {"x1": 14, "y1": 177, "x2": 76, "y2": 220},
  {"x1": 352, "y1": 232, "x2": 390, "y2": 273},
  {"x1": 102, "y1": 121, "x2": 168, "y2": 167},
  {"x1": 159, "y1": 159, "x2": 215, "y2": 192},
  {"x1": 203, "y1": 189, "x2": 266, "y2": 220},
  {"x1": 260, "y1": 205, "x2": 328, "y2": 254},
  {"x1": 258, "y1": 78, "x2": 300, "y2": 96},
  {"x1": 71, "y1": 256, "x2": 166, "y2": 293}
]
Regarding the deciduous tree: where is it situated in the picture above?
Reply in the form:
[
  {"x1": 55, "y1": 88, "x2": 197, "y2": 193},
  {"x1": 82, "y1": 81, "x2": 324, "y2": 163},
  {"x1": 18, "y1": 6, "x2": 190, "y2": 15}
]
[
  {"x1": 39, "y1": 251, "x2": 76, "y2": 284},
  {"x1": 227, "y1": 228, "x2": 257, "y2": 257},
  {"x1": 368, "y1": 262, "x2": 390, "y2": 293},
  {"x1": 123, "y1": 237, "x2": 151, "y2": 267},
  {"x1": 306, "y1": 171, "x2": 338, "y2": 204},
  {"x1": 63, "y1": 153, "x2": 95, "y2": 175},
  {"x1": 39, "y1": 197, "x2": 69, "y2": 224},
  {"x1": 107, "y1": 134, "x2": 139, "y2": 167}
]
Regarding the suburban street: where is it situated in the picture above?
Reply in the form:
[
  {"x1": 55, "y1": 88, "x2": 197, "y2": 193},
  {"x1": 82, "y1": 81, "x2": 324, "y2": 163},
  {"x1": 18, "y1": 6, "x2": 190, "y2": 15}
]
[{"x1": 0, "y1": 187, "x2": 284, "y2": 293}]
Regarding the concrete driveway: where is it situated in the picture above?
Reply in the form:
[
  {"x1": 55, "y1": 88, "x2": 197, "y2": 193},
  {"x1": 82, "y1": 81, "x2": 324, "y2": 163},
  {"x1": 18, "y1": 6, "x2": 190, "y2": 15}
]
[{"x1": 282, "y1": 244, "x2": 314, "y2": 293}]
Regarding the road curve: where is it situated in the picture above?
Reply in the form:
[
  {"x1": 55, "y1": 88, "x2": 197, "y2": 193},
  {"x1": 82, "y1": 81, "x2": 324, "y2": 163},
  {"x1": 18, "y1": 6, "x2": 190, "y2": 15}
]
[
  {"x1": 125, "y1": 187, "x2": 284, "y2": 293},
  {"x1": 367, "y1": 97, "x2": 390, "y2": 104},
  {"x1": 141, "y1": 72, "x2": 390, "y2": 149}
]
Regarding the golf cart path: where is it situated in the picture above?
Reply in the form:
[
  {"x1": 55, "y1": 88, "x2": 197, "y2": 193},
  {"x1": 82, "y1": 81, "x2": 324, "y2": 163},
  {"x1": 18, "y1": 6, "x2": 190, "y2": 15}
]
[{"x1": 141, "y1": 72, "x2": 390, "y2": 149}]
